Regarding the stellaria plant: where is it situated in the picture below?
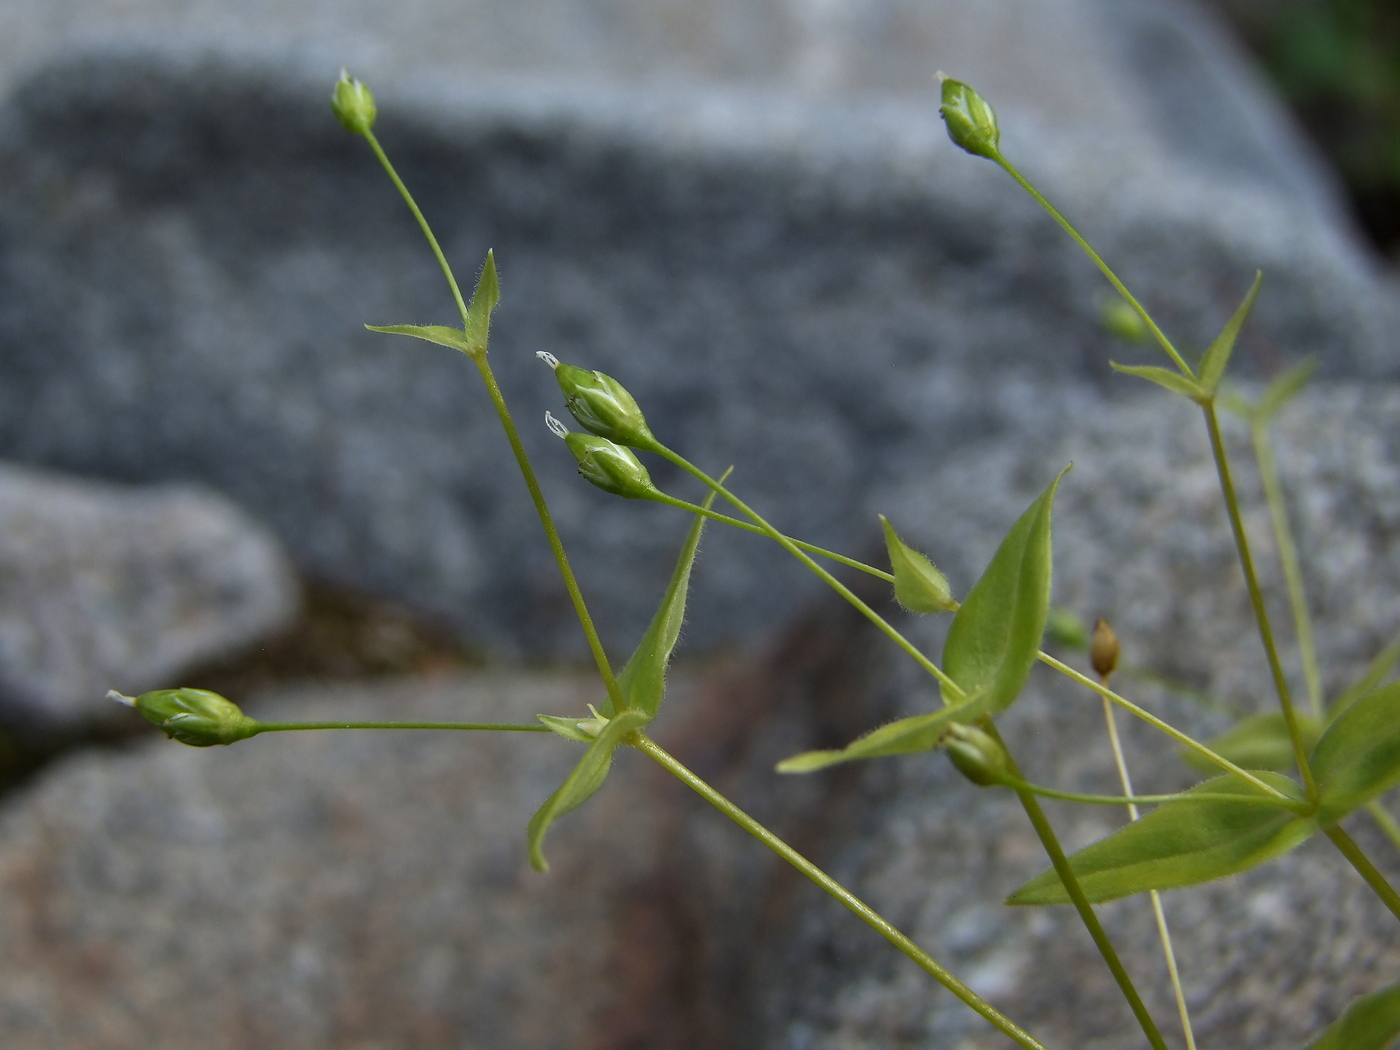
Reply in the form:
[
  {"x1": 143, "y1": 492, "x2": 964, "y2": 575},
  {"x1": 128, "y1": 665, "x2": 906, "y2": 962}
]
[{"x1": 114, "y1": 68, "x2": 1400, "y2": 1049}]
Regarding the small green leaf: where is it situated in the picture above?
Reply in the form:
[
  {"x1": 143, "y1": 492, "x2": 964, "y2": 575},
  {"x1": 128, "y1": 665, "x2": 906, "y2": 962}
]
[
  {"x1": 527, "y1": 708, "x2": 650, "y2": 872},
  {"x1": 1330, "y1": 628, "x2": 1400, "y2": 720},
  {"x1": 1255, "y1": 357, "x2": 1316, "y2": 422},
  {"x1": 464, "y1": 250, "x2": 500, "y2": 355},
  {"x1": 1303, "y1": 981, "x2": 1400, "y2": 1050},
  {"x1": 1182, "y1": 711, "x2": 1322, "y2": 775},
  {"x1": 1110, "y1": 362, "x2": 1208, "y2": 403},
  {"x1": 1007, "y1": 772, "x2": 1314, "y2": 905},
  {"x1": 880, "y1": 515, "x2": 958, "y2": 613},
  {"x1": 776, "y1": 703, "x2": 983, "y2": 774},
  {"x1": 365, "y1": 323, "x2": 475, "y2": 354},
  {"x1": 1314, "y1": 681, "x2": 1400, "y2": 823},
  {"x1": 942, "y1": 467, "x2": 1068, "y2": 713},
  {"x1": 603, "y1": 477, "x2": 723, "y2": 718},
  {"x1": 1198, "y1": 271, "x2": 1263, "y2": 393}
]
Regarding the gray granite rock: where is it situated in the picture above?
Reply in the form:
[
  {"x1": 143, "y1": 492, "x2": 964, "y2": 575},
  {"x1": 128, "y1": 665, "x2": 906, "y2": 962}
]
[
  {"x1": 0, "y1": 463, "x2": 297, "y2": 733},
  {"x1": 743, "y1": 386, "x2": 1400, "y2": 1048},
  {"x1": 0, "y1": 0, "x2": 1394, "y2": 656}
]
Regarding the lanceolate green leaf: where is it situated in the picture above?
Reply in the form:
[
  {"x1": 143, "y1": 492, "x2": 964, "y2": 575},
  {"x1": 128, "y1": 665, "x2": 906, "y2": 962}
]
[
  {"x1": 1110, "y1": 362, "x2": 1207, "y2": 403},
  {"x1": 1330, "y1": 629, "x2": 1400, "y2": 720},
  {"x1": 1256, "y1": 357, "x2": 1316, "y2": 422},
  {"x1": 1198, "y1": 271, "x2": 1263, "y2": 394},
  {"x1": 1314, "y1": 681, "x2": 1400, "y2": 823},
  {"x1": 1007, "y1": 772, "x2": 1314, "y2": 905},
  {"x1": 365, "y1": 323, "x2": 475, "y2": 354},
  {"x1": 776, "y1": 704, "x2": 984, "y2": 774},
  {"x1": 604, "y1": 480, "x2": 721, "y2": 718},
  {"x1": 527, "y1": 709, "x2": 650, "y2": 872},
  {"x1": 463, "y1": 249, "x2": 500, "y2": 354},
  {"x1": 1182, "y1": 711, "x2": 1322, "y2": 775},
  {"x1": 1303, "y1": 982, "x2": 1400, "y2": 1050},
  {"x1": 942, "y1": 467, "x2": 1068, "y2": 714}
]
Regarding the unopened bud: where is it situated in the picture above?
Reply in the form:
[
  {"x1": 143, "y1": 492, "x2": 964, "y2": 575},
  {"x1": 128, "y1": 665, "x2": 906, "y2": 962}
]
[
  {"x1": 546, "y1": 357, "x2": 655, "y2": 448},
  {"x1": 110, "y1": 688, "x2": 258, "y2": 747},
  {"x1": 560, "y1": 427, "x2": 662, "y2": 500},
  {"x1": 1090, "y1": 619, "x2": 1120, "y2": 678},
  {"x1": 880, "y1": 515, "x2": 958, "y2": 613},
  {"x1": 1045, "y1": 606, "x2": 1089, "y2": 650},
  {"x1": 331, "y1": 70, "x2": 377, "y2": 136},
  {"x1": 937, "y1": 74, "x2": 1001, "y2": 160},
  {"x1": 1101, "y1": 299, "x2": 1152, "y2": 345},
  {"x1": 942, "y1": 723, "x2": 1011, "y2": 787}
]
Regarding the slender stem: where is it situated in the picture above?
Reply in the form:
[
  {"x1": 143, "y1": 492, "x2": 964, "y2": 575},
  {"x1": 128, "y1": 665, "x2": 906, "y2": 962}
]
[
  {"x1": 475, "y1": 357, "x2": 628, "y2": 713},
  {"x1": 361, "y1": 128, "x2": 628, "y2": 713},
  {"x1": 651, "y1": 444, "x2": 966, "y2": 701},
  {"x1": 1252, "y1": 420, "x2": 1323, "y2": 718},
  {"x1": 998, "y1": 777, "x2": 1297, "y2": 810},
  {"x1": 252, "y1": 721, "x2": 549, "y2": 733},
  {"x1": 1202, "y1": 403, "x2": 1318, "y2": 798},
  {"x1": 1037, "y1": 652, "x2": 1294, "y2": 802},
  {"x1": 1366, "y1": 802, "x2": 1400, "y2": 854},
  {"x1": 1099, "y1": 676, "x2": 1197, "y2": 1050},
  {"x1": 980, "y1": 721, "x2": 1168, "y2": 1050},
  {"x1": 1324, "y1": 824, "x2": 1400, "y2": 924},
  {"x1": 363, "y1": 130, "x2": 472, "y2": 326},
  {"x1": 994, "y1": 156, "x2": 1192, "y2": 377},
  {"x1": 649, "y1": 493, "x2": 894, "y2": 582},
  {"x1": 633, "y1": 734, "x2": 1049, "y2": 1050}
]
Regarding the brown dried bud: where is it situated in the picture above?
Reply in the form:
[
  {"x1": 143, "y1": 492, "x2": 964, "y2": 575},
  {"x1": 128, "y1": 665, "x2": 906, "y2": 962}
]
[{"x1": 1090, "y1": 619, "x2": 1120, "y2": 679}]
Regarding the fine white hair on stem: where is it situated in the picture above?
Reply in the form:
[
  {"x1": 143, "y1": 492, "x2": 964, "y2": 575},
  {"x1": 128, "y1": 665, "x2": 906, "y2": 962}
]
[
  {"x1": 536, "y1": 351, "x2": 560, "y2": 370},
  {"x1": 545, "y1": 411, "x2": 570, "y2": 439}
]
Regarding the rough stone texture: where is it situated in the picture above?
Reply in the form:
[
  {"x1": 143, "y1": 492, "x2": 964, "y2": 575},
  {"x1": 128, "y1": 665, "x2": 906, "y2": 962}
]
[
  {"x1": 0, "y1": 463, "x2": 298, "y2": 733},
  {"x1": 2, "y1": 389, "x2": 1400, "y2": 1048},
  {"x1": 0, "y1": 0, "x2": 1394, "y2": 656},
  {"x1": 745, "y1": 386, "x2": 1400, "y2": 1049}
]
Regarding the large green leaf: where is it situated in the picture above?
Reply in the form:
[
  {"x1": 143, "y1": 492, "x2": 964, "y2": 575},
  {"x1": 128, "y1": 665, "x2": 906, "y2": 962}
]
[
  {"x1": 1198, "y1": 271, "x2": 1263, "y2": 393},
  {"x1": 527, "y1": 708, "x2": 650, "y2": 872},
  {"x1": 1182, "y1": 711, "x2": 1322, "y2": 775},
  {"x1": 1314, "y1": 681, "x2": 1400, "y2": 823},
  {"x1": 1303, "y1": 982, "x2": 1400, "y2": 1050},
  {"x1": 880, "y1": 515, "x2": 957, "y2": 613},
  {"x1": 1007, "y1": 772, "x2": 1314, "y2": 905},
  {"x1": 941, "y1": 467, "x2": 1067, "y2": 714},
  {"x1": 1110, "y1": 362, "x2": 1207, "y2": 403},
  {"x1": 776, "y1": 703, "x2": 984, "y2": 773},
  {"x1": 604, "y1": 479, "x2": 721, "y2": 718}
]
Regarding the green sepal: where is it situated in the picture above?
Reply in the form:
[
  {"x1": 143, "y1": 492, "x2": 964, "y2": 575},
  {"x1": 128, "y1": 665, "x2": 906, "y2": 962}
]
[
  {"x1": 527, "y1": 708, "x2": 651, "y2": 872},
  {"x1": 603, "y1": 478, "x2": 722, "y2": 717},
  {"x1": 464, "y1": 250, "x2": 500, "y2": 355},
  {"x1": 1302, "y1": 981, "x2": 1400, "y2": 1050},
  {"x1": 1198, "y1": 271, "x2": 1263, "y2": 394},
  {"x1": 941, "y1": 466, "x2": 1067, "y2": 713},
  {"x1": 880, "y1": 515, "x2": 958, "y2": 613},
  {"x1": 537, "y1": 714, "x2": 599, "y2": 743},
  {"x1": 365, "y1": 324, "x2": 476, "y2": 354},
  {"x1": 1007, "y1": 772, "x2": 1314, "y2": 905},
  {"x1": 1182, "y1": 711, "x2": 1322, "y2": 775},
  {"x1": 1110, "y1": 362, "x2": 1207, "y2": 403},
  {"x1": 1313, "y1": 681, "x2": 1400, "y2": 823},
  {"x1": 937, "y1": 75, "x2": 1001, "y2": 160},
  {"x1": 776, "y1": 700, "x2": 987, "y2": 774}
]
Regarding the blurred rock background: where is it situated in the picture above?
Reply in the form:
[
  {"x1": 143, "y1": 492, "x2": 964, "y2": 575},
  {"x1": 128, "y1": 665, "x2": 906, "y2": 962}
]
[{"x1": 0, "y1": 0, "x2": 1396, "y2": 1047}]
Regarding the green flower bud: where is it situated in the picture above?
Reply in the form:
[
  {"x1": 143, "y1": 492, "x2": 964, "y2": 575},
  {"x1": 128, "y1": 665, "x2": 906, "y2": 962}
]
[
  {"x1": 109, "y1": 688, "x2": 259, "y2": 747},
  {"x1": 548, "y1": 413, "x2": 661, "y2": 499},
  {"x1": 1045, "y1": 606, "x2": 1090, "y2": 650},
  {"x1": 942, "y1": 723, "x2": 1011, "y2": 787},
  {"x1": 937, "y1": 74, "x2": 1001, "y2": 160},
  {"x1": 1100, "y1": 299, "x2": 1152, "y2": 345},
  {"x1": 331, "y1": 69, "x2": 377, "y2": 136},
  {"x1": 537, "y1": 352, "x2": 654, "y2": 448}
]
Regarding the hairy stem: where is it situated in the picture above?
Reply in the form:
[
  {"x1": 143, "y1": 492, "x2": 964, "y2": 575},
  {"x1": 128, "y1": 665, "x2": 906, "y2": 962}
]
[
  {"x1": 633, "y1": 733, "x2": 1048, "y2": 1050},
  {"x1": 253, "y1": 721, "x2": 549, "y2": 733}
]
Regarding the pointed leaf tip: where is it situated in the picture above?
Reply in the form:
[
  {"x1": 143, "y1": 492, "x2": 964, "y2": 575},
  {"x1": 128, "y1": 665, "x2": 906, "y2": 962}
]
[
  {"x1": 1199, "y1": 271, "x2": 1263, "y2": 394},
  {"x1": 1303, "y1": 981, "x2": 1400, "y2": 1050},
  {"x1": 1111, "y1": 362, "x2": 1208, "y2": 403},
  {"x1": 880, "y1": 515, "x2": 958, "y2": 613},
  {"x1": 365, "y1": 323, "x2": 475, "y2": 355}
]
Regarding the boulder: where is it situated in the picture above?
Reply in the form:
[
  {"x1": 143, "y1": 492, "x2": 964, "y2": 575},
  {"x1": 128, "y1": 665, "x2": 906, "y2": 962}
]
[
  {"x1": 0, "y1": 463, "x2": 297, "y2": 733},
  {"x1": 0, "y1": 1, "x2": 1393, "y2": 655}
]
